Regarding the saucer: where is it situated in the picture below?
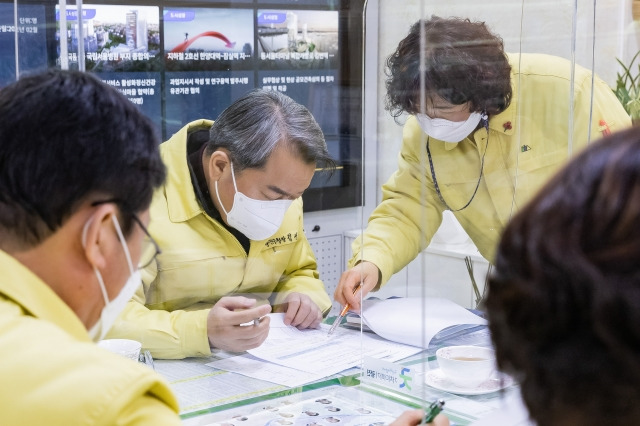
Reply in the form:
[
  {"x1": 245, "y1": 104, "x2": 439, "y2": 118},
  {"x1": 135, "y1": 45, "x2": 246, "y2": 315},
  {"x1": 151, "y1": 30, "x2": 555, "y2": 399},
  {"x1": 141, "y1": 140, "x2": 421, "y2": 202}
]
[{"x1": 424, "y1": 368, "x2": 514, "y2": 395}]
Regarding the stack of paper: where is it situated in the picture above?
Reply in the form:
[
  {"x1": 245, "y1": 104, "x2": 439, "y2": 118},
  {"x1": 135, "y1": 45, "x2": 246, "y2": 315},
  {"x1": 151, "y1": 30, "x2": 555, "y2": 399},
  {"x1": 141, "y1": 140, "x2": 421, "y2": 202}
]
[
  {"x1": 207, "y1": 313, "x2": 422, "y2": 387},
  {"x1": 207, "y1": 298, "x2": 487, "y2": 387},
  {"x1": 360, "y1": 297, "x2": 487, "y2": 348}
]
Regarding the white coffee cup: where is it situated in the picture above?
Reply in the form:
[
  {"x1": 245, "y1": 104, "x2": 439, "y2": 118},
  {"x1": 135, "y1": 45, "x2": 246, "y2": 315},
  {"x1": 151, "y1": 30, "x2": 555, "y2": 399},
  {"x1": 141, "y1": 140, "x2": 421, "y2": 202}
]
[
  {"x1": 98, "y1": 339, "x2": 142, "y2": 361},
  {"x1": 436, "y1": 345, "x2": 496, "y2": 388}
]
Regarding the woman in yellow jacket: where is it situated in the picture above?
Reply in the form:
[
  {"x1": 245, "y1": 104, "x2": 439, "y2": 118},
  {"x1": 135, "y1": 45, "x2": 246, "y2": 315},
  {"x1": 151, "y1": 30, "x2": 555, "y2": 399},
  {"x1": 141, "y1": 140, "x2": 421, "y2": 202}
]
[
  {"x1": 109, "y1": 90, "x2": 334, "y2": 359},
  {"x1": 335, "y1": 16, "x2": 631, "y2": 311}
]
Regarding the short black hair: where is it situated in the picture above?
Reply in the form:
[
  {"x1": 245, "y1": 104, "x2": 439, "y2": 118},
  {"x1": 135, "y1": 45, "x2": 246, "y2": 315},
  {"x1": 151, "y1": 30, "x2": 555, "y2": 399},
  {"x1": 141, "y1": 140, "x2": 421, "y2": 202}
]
[
  {"x1": 0, "y1": 69, "x2": 166, "y2": 248},
  {"x1": 385, "y1": 16, "x2": 512, "y2": 120},
  {"x1": 486, "y1": 126, "x2": 640, "y2": 425}
]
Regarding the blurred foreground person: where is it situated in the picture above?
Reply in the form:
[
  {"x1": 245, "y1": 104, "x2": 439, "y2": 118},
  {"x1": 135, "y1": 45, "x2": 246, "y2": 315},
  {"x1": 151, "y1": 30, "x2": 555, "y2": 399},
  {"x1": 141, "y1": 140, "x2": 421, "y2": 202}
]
[
  {"x1": 486, "y1": 125, "x2": 640, "y2": 425},
  {"x1": 0, "y1": 70, "x2": 180, "y2": 424}
]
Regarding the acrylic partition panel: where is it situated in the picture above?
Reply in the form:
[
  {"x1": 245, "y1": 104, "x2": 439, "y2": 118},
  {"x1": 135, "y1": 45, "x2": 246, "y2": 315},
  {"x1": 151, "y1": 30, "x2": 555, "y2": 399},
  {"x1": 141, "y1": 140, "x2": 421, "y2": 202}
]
[
  {"x1": 4, "y1": 0, "x2": 636, "y2": 424},
  {"x1": 355, "y1": 0, "x2": 635, "y2": 424}
]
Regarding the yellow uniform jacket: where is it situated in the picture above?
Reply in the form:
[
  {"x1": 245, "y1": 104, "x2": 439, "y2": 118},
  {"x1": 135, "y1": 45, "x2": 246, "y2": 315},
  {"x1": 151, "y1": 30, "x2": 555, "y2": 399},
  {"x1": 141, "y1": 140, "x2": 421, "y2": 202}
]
[
  {"x1": 109, "y1": 120, "x2": 331, "y2": 359},
  {"x1": 352, "y1": 53, "x2": 631, "y2": 287},
  {"x1": 0, "y1": 250, "x2": 180, "y2": 425}
]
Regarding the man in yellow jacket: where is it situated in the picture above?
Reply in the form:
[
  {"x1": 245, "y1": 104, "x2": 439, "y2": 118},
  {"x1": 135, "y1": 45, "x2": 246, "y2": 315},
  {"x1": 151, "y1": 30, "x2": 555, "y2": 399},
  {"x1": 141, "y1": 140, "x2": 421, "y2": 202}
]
[
  {"x1": 335, "y1": 16, "x2": 632, "y2": 311},
  {"x1": 109, "y1": 90, "x2": 334, "y2": 359},
  {"x1": 0, "y1": 70, "x2": 180, "y2": 424}
]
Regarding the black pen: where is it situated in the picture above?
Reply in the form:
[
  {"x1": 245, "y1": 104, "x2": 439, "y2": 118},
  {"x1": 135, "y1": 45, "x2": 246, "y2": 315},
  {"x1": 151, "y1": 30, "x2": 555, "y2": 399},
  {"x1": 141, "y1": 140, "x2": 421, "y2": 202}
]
[{"x1": 423, "y1": 399, "x2": 445, "y2": 423}]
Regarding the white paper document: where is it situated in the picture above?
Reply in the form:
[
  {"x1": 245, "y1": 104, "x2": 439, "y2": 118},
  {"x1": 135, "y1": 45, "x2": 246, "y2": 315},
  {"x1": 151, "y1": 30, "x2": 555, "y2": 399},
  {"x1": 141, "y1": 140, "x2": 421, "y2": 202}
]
[
  {"x1": 154, "y1": 357, "x2": 288, "y2": 414},
  {"x1": 207, "y1": 354, "x2": 328, "y2": 388},
  {"x1": 247, "y1": 313, "x2": 421, "y2": 376},
  {"x1": 361, "y1": 297, "x2": 487, "y2": 348}
]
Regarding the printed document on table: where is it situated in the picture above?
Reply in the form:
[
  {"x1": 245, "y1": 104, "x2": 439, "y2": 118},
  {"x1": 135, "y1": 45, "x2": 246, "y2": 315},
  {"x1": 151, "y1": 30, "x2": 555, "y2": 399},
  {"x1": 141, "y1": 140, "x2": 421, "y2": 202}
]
[
  {"x1": 154, "y1": 357, "x2": 287, "y2": 414},
  {"x1": 361, "y1": 297, "x2": 487, "y2": 348},
  {"x1": 245, "y1": 313, "x2": 422, "y2": 377},
  {"x1": 207, "y1": 354, "x2": 327, "y2": 387}
]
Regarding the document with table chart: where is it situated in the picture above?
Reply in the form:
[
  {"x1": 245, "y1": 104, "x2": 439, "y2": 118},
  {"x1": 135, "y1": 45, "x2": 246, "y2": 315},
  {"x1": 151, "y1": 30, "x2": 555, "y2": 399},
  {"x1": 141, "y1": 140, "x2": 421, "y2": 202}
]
[{"x1": 207, "y1": 313, "x2": 422, "y2": 386}]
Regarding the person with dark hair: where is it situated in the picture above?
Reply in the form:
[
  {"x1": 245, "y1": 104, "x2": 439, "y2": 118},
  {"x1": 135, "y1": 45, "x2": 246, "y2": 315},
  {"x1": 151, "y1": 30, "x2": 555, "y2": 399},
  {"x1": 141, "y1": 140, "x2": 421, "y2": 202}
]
[
  {"x1": 0, "y1": 69, "x2": 179, "y2": 423},
  {"x1": 108, "y1": 89, "x2": 336, "y2": 358},
  {"x1": 484, "y1": 125, "x2": 640, "y2": 425},
  {"x1": 335, "y1": 15, "x2": 631, "y2": 312}
]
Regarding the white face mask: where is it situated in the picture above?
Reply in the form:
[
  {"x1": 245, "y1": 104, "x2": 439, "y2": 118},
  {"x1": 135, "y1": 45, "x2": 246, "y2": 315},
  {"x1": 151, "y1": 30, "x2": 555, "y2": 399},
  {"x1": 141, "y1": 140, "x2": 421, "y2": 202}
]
[
  {"x1": 416, "y1": 111, "x2": 485, "y2": 143},
  {"x1": 83, "y1": 215, "x2": 142, "y2": 342},
  {"x1": 215, "y1": 162, "x2": 293, "y2": 241}
]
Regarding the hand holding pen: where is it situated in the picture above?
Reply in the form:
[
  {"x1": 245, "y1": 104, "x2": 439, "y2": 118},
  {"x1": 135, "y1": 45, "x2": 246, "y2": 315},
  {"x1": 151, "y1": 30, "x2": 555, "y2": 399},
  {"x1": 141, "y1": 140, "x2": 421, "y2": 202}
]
[
  {"x1": 329, "y1": 262, "x2": 381, "y2": 336},
  {"x1": 423, "y1": 399, "x2": 445, "y2": 423},
  {"x1": 388, "y1": 401, "x2": 448, "y2": 426},
  {"x1": 206, "y1": 296, "x2": 271, "y2": 352},
  {"x1": 333, "y1": 260, "x2": 380, "y2": 306},
  {"x1": 327, "y1": 283, "x2": 362, "y2": 336}
]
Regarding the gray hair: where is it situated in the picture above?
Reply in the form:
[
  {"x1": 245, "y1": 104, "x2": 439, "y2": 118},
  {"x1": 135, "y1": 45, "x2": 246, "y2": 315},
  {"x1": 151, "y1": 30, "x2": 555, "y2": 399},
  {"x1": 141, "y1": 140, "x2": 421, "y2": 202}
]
[{"x1": 206, "y1": 89, "x2": 336, "y2": 173}]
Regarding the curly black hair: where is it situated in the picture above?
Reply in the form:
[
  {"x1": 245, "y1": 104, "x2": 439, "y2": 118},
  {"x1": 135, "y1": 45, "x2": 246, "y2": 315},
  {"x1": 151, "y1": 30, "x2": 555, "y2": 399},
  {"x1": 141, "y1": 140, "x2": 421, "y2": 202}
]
[{"x1": 385, "y1": 16, "x2": 512, "y2": 121}]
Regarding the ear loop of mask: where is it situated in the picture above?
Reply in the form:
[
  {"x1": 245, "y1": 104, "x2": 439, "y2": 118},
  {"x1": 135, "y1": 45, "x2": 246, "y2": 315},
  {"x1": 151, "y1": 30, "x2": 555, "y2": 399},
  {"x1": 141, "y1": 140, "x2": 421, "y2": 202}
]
[
  {"x1": 215, "y1": 161, "x2": 238, "y2": 216},
  {"x1": 111, "y1": 214, "x2": 135, "y2": 273},
  {"x1": 82, "y1": 217, "x2": 109, "y2": 306},
  {"x1": 81, "y1": 213, "x2": 135, "y2": 306}
]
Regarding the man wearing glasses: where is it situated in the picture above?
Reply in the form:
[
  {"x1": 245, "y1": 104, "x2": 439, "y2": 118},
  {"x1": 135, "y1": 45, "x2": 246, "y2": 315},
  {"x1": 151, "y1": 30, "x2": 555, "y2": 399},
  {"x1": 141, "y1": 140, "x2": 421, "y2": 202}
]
[
  {"x1": 0, "y1": 70, "x2": 180, "y2": 424},
  {"x1": 107, "y1": 89, "x2": 335, "y2": 359}
]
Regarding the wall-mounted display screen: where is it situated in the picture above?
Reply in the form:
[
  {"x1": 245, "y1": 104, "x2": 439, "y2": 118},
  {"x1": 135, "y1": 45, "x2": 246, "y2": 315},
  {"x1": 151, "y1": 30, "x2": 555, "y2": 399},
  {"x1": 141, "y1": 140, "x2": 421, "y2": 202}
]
[
  {"x1": 256, "y1": 9, "x2": 338, "y2": 69},
  {"x1": 0, "y1": 3, "x2": 48, "y2": 86},
  {"x1": 1, "y1": 0, "x2": 365, "y2": 212},
  {"x1": 55, "y1": 4, "x2": 163, "y2": 130},
  {"x1": 163, "y1": 7, "x2": 254, "y2": 135}
]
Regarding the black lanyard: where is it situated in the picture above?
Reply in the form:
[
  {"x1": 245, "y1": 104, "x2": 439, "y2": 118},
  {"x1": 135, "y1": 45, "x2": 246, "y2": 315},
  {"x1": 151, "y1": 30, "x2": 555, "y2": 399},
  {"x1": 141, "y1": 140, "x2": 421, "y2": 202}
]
[{"x1": 425, "y1": 123, "x2": 489, "y2": 212}]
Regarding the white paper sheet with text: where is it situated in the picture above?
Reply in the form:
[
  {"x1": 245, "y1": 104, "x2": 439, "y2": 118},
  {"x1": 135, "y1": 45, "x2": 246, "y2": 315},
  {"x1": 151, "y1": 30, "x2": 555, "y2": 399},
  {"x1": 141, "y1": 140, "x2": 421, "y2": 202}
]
[
  {"x1": 361, "y1": 297, "x2": 487, "y2": 348},
  {"x1": 245, "y1": 313, "x2": 422, "y2": 377},
  {"x1": 154, "y1": 357, "x2": 287, "y2": 414},
  {"x1": 207, "y1": 354, "x2": 328, "y2": 387}
]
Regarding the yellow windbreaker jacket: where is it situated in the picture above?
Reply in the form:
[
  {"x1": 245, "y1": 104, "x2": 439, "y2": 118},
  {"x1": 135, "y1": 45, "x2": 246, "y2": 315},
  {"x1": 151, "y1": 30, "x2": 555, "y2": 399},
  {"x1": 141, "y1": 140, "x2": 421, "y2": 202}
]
[
  {"x1": 0, "y1": 250, "x2": 180, "y2": 425},
  {"x1": 109, "y1": 120, "x2": 331, "y2": 359},
  {"x1": 351, "y1": 53, "x2": 631, "y2": 287}
]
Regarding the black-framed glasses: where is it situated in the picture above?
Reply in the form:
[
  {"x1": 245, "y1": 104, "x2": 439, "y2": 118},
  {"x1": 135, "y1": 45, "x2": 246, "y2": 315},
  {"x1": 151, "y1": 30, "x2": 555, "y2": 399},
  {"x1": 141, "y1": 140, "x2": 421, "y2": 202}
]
[
  {"x1": 129, "y1": 213, "x2": 162, "y2": 269},
  {"x1": 91, "y1": 199, "x2": 161, "y2": 270}
]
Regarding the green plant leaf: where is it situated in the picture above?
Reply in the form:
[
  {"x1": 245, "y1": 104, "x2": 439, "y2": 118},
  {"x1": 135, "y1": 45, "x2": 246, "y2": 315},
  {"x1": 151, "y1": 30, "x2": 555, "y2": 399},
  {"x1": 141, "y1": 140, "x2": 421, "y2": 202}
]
[{"x1": 614, "y1": 51, "x2": 640, "y2": 118}]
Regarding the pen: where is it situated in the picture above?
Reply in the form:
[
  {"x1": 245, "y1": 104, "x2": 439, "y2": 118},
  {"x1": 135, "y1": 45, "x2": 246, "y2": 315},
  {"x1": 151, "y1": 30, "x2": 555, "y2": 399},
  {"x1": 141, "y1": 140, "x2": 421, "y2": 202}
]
[
  {"x1": 423, "y1": 399, "x2": 445, "y2": 423},
  {"x1": 327, "y1": 283, "x2": 362, "y2": 336},
  {"x1": 138, "y1": 350, "x2": 155, "y2": 371},
  {"x1": 253, "y1": 318, "x2": 260, "y2": 326}
]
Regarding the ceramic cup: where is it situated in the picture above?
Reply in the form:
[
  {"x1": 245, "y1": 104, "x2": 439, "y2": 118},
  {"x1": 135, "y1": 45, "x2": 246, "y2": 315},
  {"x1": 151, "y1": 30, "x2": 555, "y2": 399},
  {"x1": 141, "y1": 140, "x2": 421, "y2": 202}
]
[
  {"x1": 98, "y1": 338, "x2": 142, "y2": 361},
  {"x1": 436, "y1": 345, "x2": 496, "y2": 388}
]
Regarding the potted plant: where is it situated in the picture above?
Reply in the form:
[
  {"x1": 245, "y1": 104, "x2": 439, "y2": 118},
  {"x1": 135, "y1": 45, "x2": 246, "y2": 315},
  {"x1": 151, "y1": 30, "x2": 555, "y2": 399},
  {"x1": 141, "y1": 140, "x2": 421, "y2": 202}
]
[{"x1": 614, "y1": 50, "x2": 640, "y2": 124}]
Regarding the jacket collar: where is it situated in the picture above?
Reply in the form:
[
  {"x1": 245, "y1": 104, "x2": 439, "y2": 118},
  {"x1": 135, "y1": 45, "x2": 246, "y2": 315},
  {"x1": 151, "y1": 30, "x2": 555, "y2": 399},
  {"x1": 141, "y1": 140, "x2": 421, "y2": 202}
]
[
  {"x1": 162, "y1": 119, "x2": 214, "y2": 223},
  {"x1": 0, "y1": 249, "x2": 90, "y2": 341},
  {"x1": 440, "y1": 99, "x2": 517, "y2": 152}
]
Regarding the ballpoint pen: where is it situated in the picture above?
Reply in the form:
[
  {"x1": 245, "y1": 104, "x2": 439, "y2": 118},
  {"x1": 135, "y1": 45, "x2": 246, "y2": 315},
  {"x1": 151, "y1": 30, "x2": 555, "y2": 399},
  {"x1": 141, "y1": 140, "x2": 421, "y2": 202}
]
[
  {"x1": 138, "y1": 350, "x2": 155, "y2": 371},
  {"x1": 327, "y1": 283, "x2": 362, "y2": 336},
  {"x1": 423, "y1": 399, "x2": 445, "y2": 423}
]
